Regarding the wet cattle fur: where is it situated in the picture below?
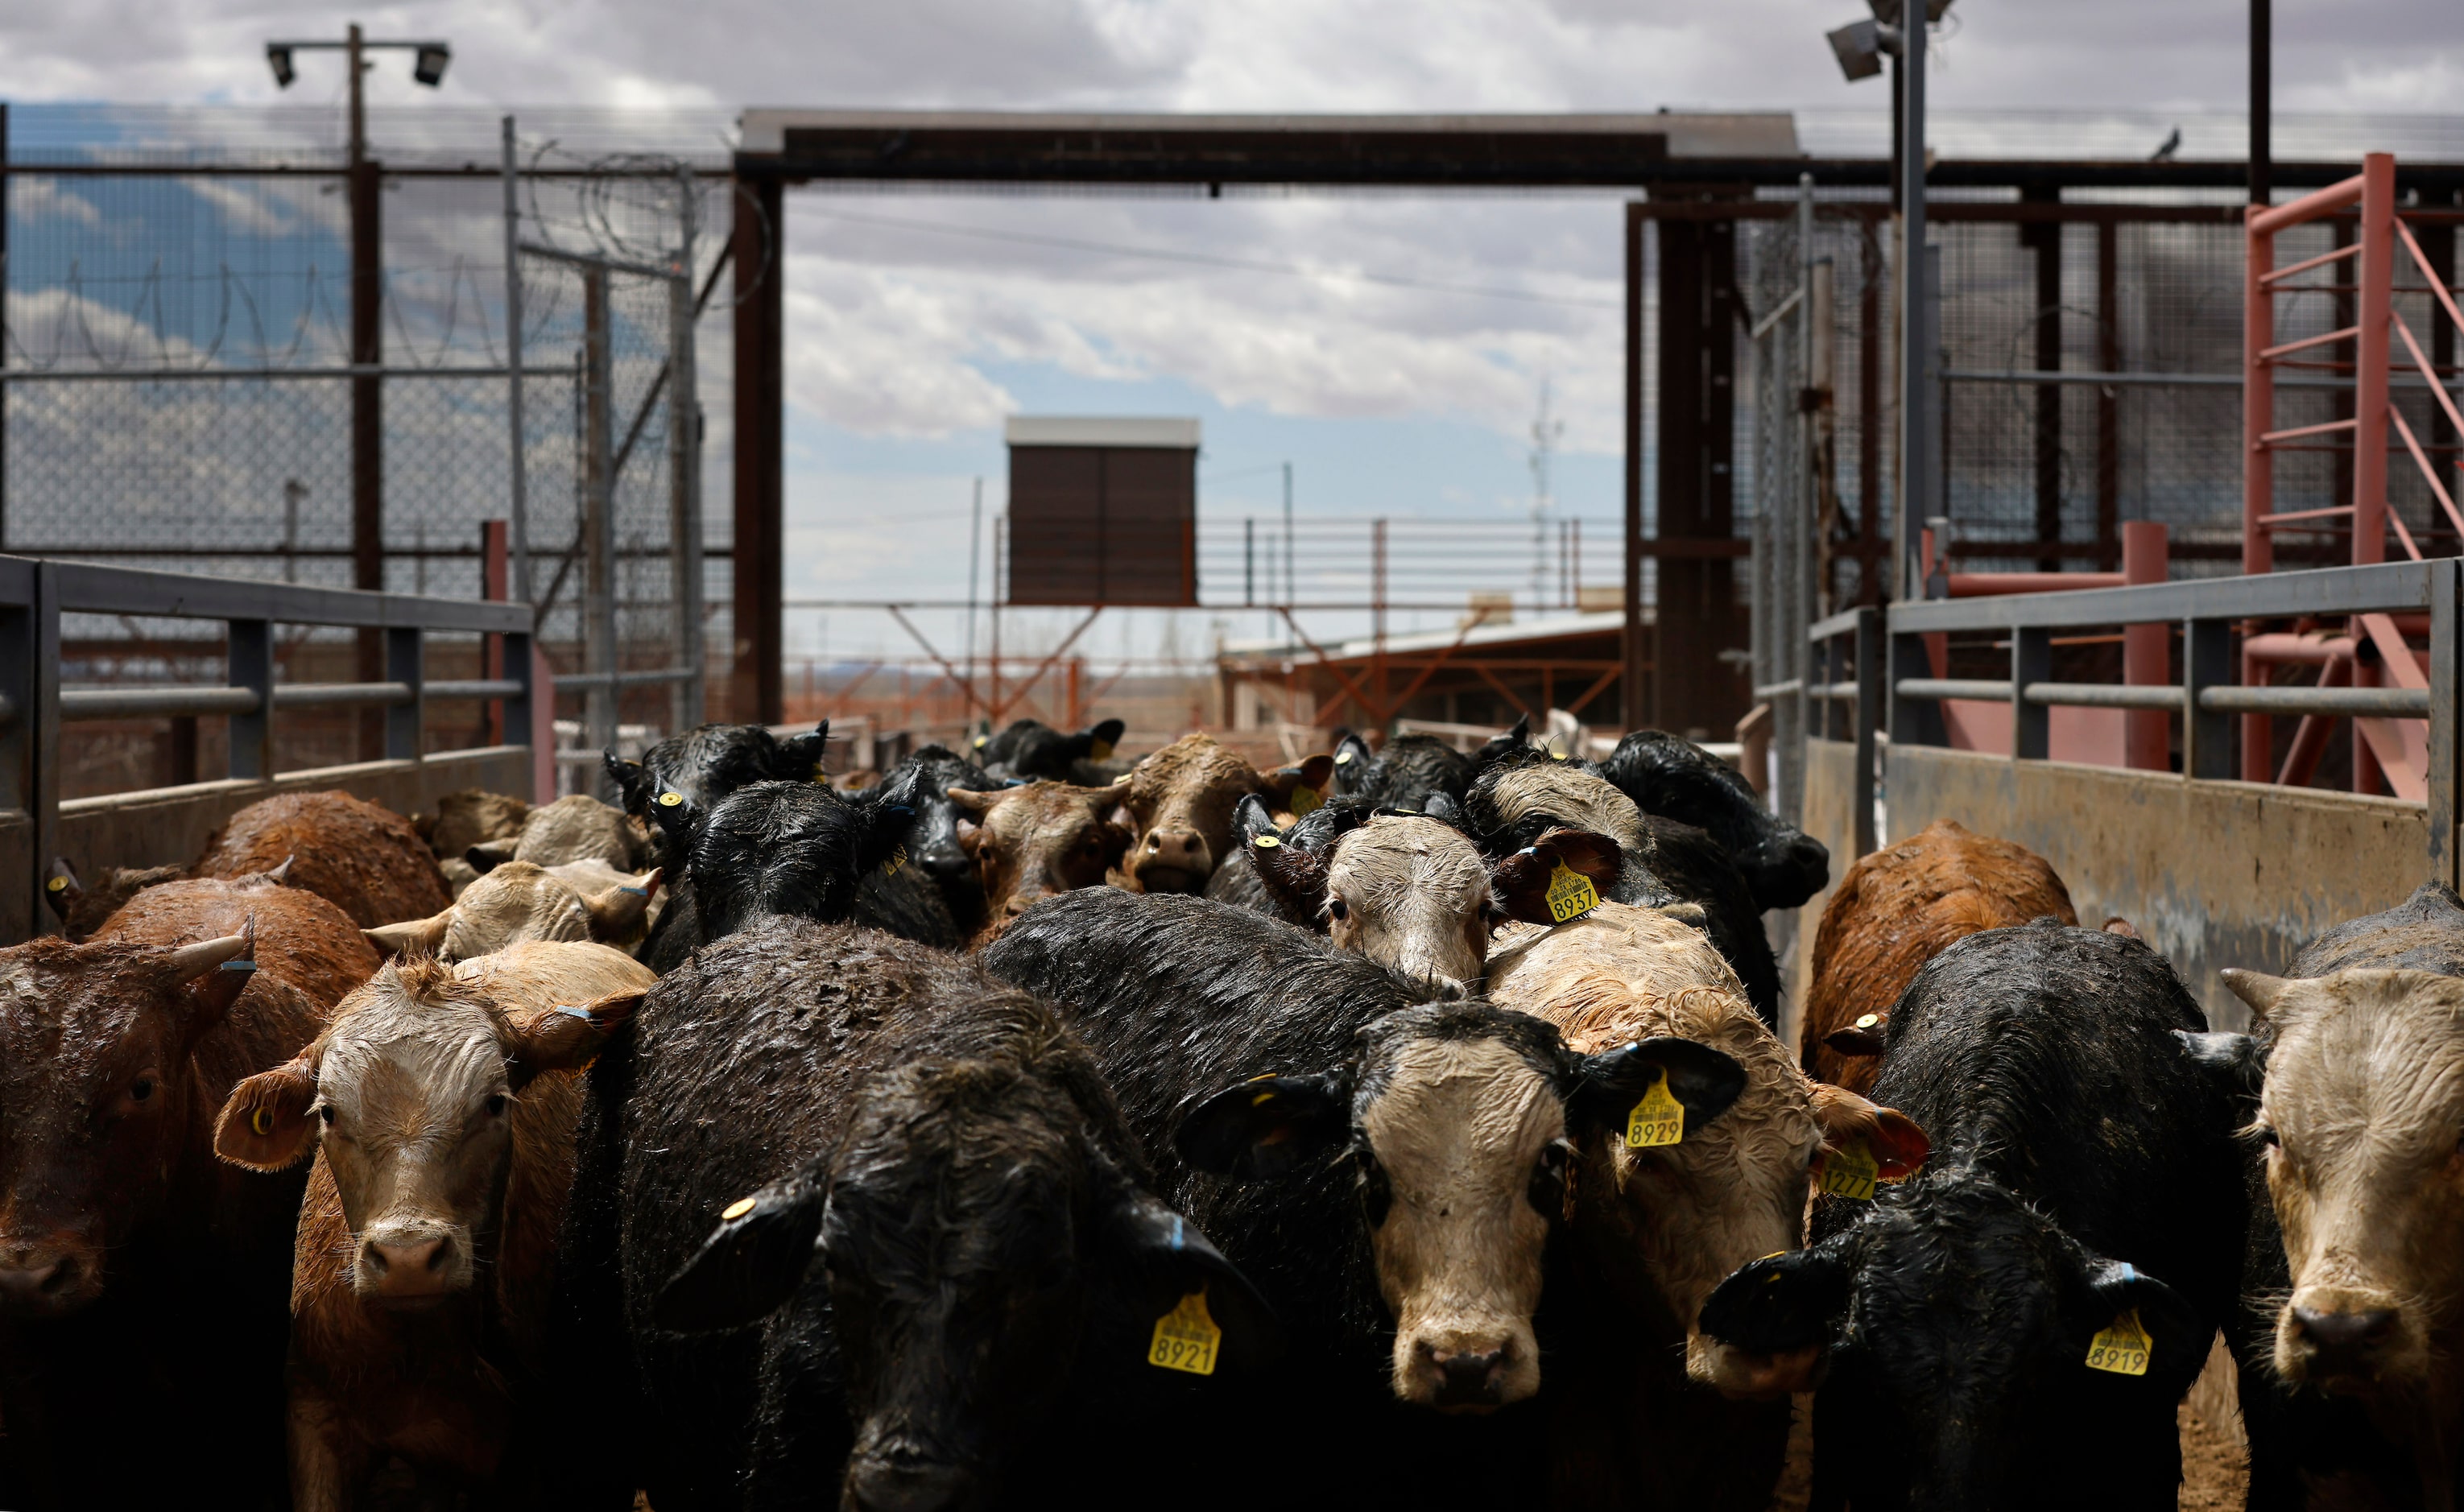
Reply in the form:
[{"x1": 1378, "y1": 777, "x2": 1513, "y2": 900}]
[
  {"x1": 975, "y1": 717, "x2": 1127, "y2": 781},
  {"x1": 635, "y1": 779, "x2": 913, "y2": 970},
  {"x1": 877, "y1": 744, "x2": 994, "y2": 932},
  {"x1": 982, "y1": 888, "x2": 1745, "y2": 1502},
  {"x1": 554, "y1": 918, "x2": 1268, "y2": 1512},
  {"x1": 42, "y1": 860, "x2": 189, "y2": 942},
  {"x1": 0, "y1": 882, "x2": 355, "y2": 1509},
  {"x1": 195, "y1": 790, "x2": 455, "y2": 929},
  {"x1": 1598, "y1": 729, "x2": 1830, "y2": 911},
  {"x1": 467, "y1": 793, "x2": 652, "y2": 874},
  {"x1": 1329, "y1": 731, "x2": 1476, "y2": 811},
  {"x1": 1802, "y1": 819, "x2": 2078, "y2": 1093},
  {"x1": 215, "y1": 943, "x2": 652, "y2": 1510},
  {"x1": 1700, "y1": 921, "x2": 2246, "y2": 1512},
  {"x1": 1486, "y1": 899, "x2": 1927, "y2": 1510}
]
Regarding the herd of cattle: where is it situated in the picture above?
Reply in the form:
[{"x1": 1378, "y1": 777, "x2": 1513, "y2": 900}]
[{"x1": 6, "y1": 710, "x2": 2463, "y2": 1511}]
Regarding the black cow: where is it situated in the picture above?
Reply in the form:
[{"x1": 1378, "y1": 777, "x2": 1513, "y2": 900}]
[
  {"x1": 982, "y1": 888, "x2": 1743, "y2": 1501},
  {"x1": 1598, "y1": 729, "x2": 1829, "y2": 911},
  {"x1": 554, "y1": 917, "x2": 1275, "y2": 1512},
  {"x1": 876, "y1": 745, "x2": 994, "y2": 932},
  {"x1": 1328, "y1": 731, "x2": 1477, "y2": 811},
  {"x1": 603, "y1": 719, "x2": 831, "y2": 829},
  {"x1": 1701, "y1": 920, "x2": 2246, "y2": 1512},
  {"x1": 974, "y1": 718, "x2": 1127, "y2": 782}
]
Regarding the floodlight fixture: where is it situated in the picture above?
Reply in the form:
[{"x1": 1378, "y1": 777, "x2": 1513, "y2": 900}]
[
  {"x1": 412, "y1": 43, "x2": 451, "y2": 87},
  {"x1": 1828, "y1": 21, "x2": 1886, "y2": 81},
  {"x1": 267, "y1": 44, "x2": 296, "y2": 89}
]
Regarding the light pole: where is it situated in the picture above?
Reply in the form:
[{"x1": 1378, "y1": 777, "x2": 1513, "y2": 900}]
[{"x1": 266, "y1": 24, "x2": 449, "y2": 752}]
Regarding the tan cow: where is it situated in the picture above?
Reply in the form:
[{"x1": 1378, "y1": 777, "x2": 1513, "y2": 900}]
[
  {"x1": 1115, "y1": 733, "x2": 1333, "y2": 894},
  {"x1": 214, "y1": 942, "x2": 652, "y2": 1510},
  {"x1": 945, "y1": 781, "x2": 1133, "y2": 941},
  {"x1": 360, "y1": 860, "x2": 659, "y2": 963},
  {"x1": 466, "y1": 792, "x2": 651, "y2": 874}
]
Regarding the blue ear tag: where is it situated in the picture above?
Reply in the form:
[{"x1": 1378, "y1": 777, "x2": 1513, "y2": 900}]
[
  {"x1": 554, "y1": 1004, "x2": 597, "y2": 1020},
  {"x1": 218, "y1": 960, "x2": 258, "y2": 973},
  {"x1": 618, "y1": 886, "x2": 649, "y2": 897}
]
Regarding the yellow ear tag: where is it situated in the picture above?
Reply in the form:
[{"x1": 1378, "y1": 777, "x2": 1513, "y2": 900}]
[
  {"x1": 1816, "y1": 1140, "x2": 1879, "y2": 1201},
  {"x1": 1544, "y1": 861, "x2": 1600, "y2": 923},
  {"x1": 1252, "y1": 834, "x2": 1281, "y2": 849},
  {"x1": 812, "y1": 763, "x2": 828, "y2": 783},
  {"x1": 250, "y1": 1106, "x2": 275, "y2": 1136},
  {"x1": 1089, "y1": 740, "x2": 1115, "y2": 762},
  {"x1": 1854, "y1": 1013, "x2": 1882, "y2": 1030},
  {"x1": 2086, "y1": 1309, "x2": 2152, "y2": 1376},
  {"x1": 1334, "y1": 750, "x2": 1354, "y2": 766},
  {"x1": 45, "y1": 876, "x2": 66, "y2": 894},
  {"x1": 721, "y1": 1196, "x2": 758, "y2": 1222},
  {"x1": 1147, "y1": 1287, "x2": 1223, "y2": 1376},
  {"x1": 883, "y1": 845, "x2": 907, "y2": 877},
  {"x1": 1551, "y1": 747, "x2": 1569, "y2": 760},
  {"x1": 1290, "y1": 784, "x2": 1321, "y2": 817},
  {"x1": 1113, "y1": 772, "x2": 1134, "y2": 787},
  {"x1": 657, "y1": 791, "x2": 684, "y2": 808},
  {"x1": 1624, "y1": 1070, "x2": 1684, "y2": 1149},
  {"x1": 973, "y1": 735, "x2": 988, "y2": 750}
]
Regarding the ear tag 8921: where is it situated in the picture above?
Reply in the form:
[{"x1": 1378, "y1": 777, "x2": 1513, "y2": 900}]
[
  {"x1": 1545, "y1": 861, "x2": 1600, "y2": 923},
  {"x1": 2085, "y1": 1309, "x2": 2152, "y2": 1375},
  {"x1": 1290, "y1": 784, "x2": 1321, "y2": 817},
  {"x1": 1147, "y1": 1287, "x2": 1222, "y2": 1376},
  {"x1": 1816, "y1": 1141, "x2": 1880, "y2": 1201},
  {"x1": 1624, "y1": 1070, "x2": 1684, "y2": 1149}
]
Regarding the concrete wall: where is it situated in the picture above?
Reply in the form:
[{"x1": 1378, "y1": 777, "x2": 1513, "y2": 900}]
[
  {"x1": 0, "y1": 746, "x2": 532, "y2": 945},
  {"x1": 1800, "y1": 740, "x2": 2437, "y2": 1034}
]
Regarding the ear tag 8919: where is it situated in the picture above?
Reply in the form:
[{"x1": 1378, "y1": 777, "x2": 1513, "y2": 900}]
[
  {"x1": 1545, "y1": 861, "x2": 1600, "y2": 923},
  {"x1": 2085, "y1": 1309, "x2": 2152, "y2": 1376},
  {"x1": 1624, "y1": 1070, "x2": 1684, "y2": 1149},
  {"x1": 1147, "y1": 1287, "x2": 1222, "y2": 1376},
  {"x1": 1816, "y1": 1141, "x2": 1879, "y2": 1201},
  {"x1": 1290, "y1": 784, "x2": 1321, "y2": 817}
]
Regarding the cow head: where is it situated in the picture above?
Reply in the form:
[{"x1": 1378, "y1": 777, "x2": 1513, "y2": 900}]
[
  {"x1": 0, "y1": 928, "x2": 258, "y2": 1315},
  {"x1": 655, "y1": 1052, "x2": 1276, "y2": 1510},
  {"x1": 1466, "y1": 744, "x2": 1676, "y2": 907},
  {"x1": 946, "y1": 783, "x2": 1133, "y2": 933},
  {"x1": 1118, "y1": 734, "x2": 1331, "y2": 895},
  {"x1": 1699, "y1": 1168, "x2": 2207, "y2": 1510},
  {"x1": 688, "y1": 781, "x2": 912, "y2": 942},
  {"x1": 2217, "y1": 966, "x2": 2464, "y2": 1405},
  {"x1": 1326, "y1": 733, "x2": 1475, "y2": 812},
  {"x1": 876, "y1": 746, "x2": 995, "y2": 923},
  {"x1": 362, "y1": 860, "x2": 659, "y2": 963},
  {"x1": 979, "y1": 717, "x2": 1129, "y2": 781},
  {"x1": 215, "y1": 960, "x2": 639, "y2": 1307},
  {"x1": 1601, "y1": 730, "x2": 1830, "y2": 911},
  {"x1": 43, "y1": 858, "x2": 190, "y2": 944},
  {"x1": 604, "y1": 719, "x2": 832, "y2": 820},
  {"x1": 1178, "y1": 1003, "x2": 1744, "y2": 1413}
]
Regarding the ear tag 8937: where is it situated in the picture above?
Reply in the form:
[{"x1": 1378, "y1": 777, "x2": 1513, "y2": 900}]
[
  {"x1": 1544, "y1": 861, "x2": 1600, "y2": 923},
  {"x1": 1816, "y1": 1141, "x2": 1879, "y2": 1201},
  {"x1": 1147, "y1": 1287, "x2": 1222, "y2": 1376},
  {"x1": 1624, "y1": 1070, "x2": 1684, "y2": 1149},
  {"x1": 1290, "y1": 784, "x2": 1321, "y2": 817},
  {"x1": 2085, "y1": 1309, "x2": 2152, "y2": 1376}
]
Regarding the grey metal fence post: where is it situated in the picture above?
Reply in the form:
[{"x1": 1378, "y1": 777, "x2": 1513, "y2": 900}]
[
  {"x1": 1890, "y1": 630, "x2": 1947, "y2": 749},
  {"x1": 668, "y1": 165, "x2": 707, "y2": 733},
  {"x1": 2185, "y1": 618, "x2": 2236, "y2": 780},
  {"x1": 386, "y1": 625, "x2": 424, "y2": 762},
  {"x1": 502, "y1": 117, "x2": 531, "y2": 605},
  {"x1": 502, "y1": 626, "x2": 537, "y2": 801},
  {"x1": 2012, "y1": 626, "x2": 2051, "y2": 760},
  {"x1": 1854, "y1": 605, "x2": 1883, "y2": 857},
  {"x1": 30, "y1": 562, "x2": 58, "y2": 939},
  {"x1": 2429, "y1": 558, "x2": 2459, "y2": 888},
  {"x1": 228, "y1": 618, "x2": 275, "y2": 780},
  {"x1": 582, "y1": 266, "x2": 618, "y2": 767}
]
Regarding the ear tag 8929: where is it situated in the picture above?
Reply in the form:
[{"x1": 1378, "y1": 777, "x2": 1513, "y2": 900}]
[
  {"x1": 1816, "y1": 1141, "x2": 1879, "y2": 1201},
  {"x1": 1147, "y1": 1287, "x2": 1222, "y2": 1376},
  {"x1": 1624, "y1": 1070, "x2": 1684, "y2": 1149},
  {"x1": 1545, "y1": 861, "x2": 1600, "y2": 923},
  {"x1": 2085, "y1": 1309, "x2": 2152, "y2": 1375},
  {"x1": 1290, "y1": 784, "x2": 1321, "y2": 817}
]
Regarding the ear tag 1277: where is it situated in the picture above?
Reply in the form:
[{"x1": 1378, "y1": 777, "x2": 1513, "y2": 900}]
[
  {"x1": 1147, "y1": 1287, "x2": 1222, "y2": 1376},
  {"x1": 1816, "y1": 1141, "x2": 1879, "y2": 1201},
  {"x1": 1545, "y1": 861, "x2": 1601, "y2": 923},
  {"x1": 1290, "y1": 784, "x2": 1321, "y2": 817},
  {"x1": 2085, "y1": 1309, "x2": 2152, "y2": 1376},
  {"x1": 1625, "y1": 1070, "x2": 1685, "y2": 1149}
]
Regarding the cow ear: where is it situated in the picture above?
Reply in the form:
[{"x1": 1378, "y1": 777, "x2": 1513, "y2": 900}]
[
  {"x1": 2173, "y1": 1030, "x2": 2267, "y2": 1105},
  {"x1": 1808, "y1": 1083, "x2": 1930, "y2": 1180},
  {"x1": 214, "y1": 1054, "x2": 320, "y2": 1171},
  {"x1": 2077, "y1": 1258, "x2": 2208, "y2": 1393},
  {"x1": 1421, "y1": 791, "x2": 1465, "y2": 826},
  {"x1": 365, "y1": 908, "x2": 455, "y2": 960},
  {"x1": 1570, "y1": 1035, "x2": 1747, "y2": 1140},
  {"x1": 1081, "y1": 717, "x2": 1127, "y2": 762},
  {"x1": 579, "y1": 871, "x2": 659, "y2": 943},
  {"x1": 506, "y1": 989, "x2": 643, "y2": 1087},
  {"x1": 1175, "y1": 1073, "x2": 1350, "y2": 1180},
  {"x1": 1259, "y1": 754, "x2": 1336, "y2": 815},
  {"x1": 654, "y1": 1172, "x2": 827, "y2": 1332},
  {"x1": 1491, "y1": 828, "x2": 1621, "y2": 926},
  {"x1": 1700, "y1": 1245, "x2": 1853, "y2": 1358},
  {"x1": 602, "y1": 752, "x2": 649, "y2": 816},
  {"x1": 2219, "y1": 969, "x2": 2293, "y2": 1026},
  {"x1": 852, "y1": 791, "x2": 912, "y2": 875},
  {"x1": 1470, "y1": 715, "x2": 1532, "y2": 774},
  {"x1": 1330, "y1": 733, "x2": 1375, "y2": 787},
  {"x1": 43, "y1": 857, "x2": 81, "y2": 923},
  {"x1": 774, "y1": 718, "x2": 831, "y2": 782},
  {"x1": 1104, "y1": 1186, "x2": 1286, "y2": 1374},
  {"x1": 1825, "y1": 1027, "x2": 1887, "y2": 1058},
  {"x1": 1240, "y1": 807, "x2": 1329, "y2": 919},
  {"x1": 465, "y1": 838, "x2": 517, "y2": 875},
  {"x1": 945, "y1": 787, "x2": 1000, "y2": 819}
]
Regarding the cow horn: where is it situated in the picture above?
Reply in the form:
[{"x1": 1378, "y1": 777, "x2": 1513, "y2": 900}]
[
  {"x1": 2219, "y1": 969, "x2": 2293, "y2": 1024},
  {"x1": 268, "y1": 853, "x2": 296, "y2": 883},
  {"x1": 166, "y1": 931, "x2": 252, "y2": 981}
]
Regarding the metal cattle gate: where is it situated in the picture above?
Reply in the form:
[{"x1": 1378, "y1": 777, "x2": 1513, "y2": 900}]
[
  {"x1": 0, "y1": 556, "x2": 535, "y2": 940},
  {"x1": 1803, "y1": 558, "x2": 2463, "y2": 885}
]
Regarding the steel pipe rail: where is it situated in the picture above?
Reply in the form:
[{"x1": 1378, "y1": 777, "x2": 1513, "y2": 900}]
[
  {"x1": 425, "y1": 679, "x2": 527, "y2": 701},
  {"x1": 1888, "y1": 560, "x2": 2437, "y2": 634},
  {"x1": 60, "y1": 687, "x2": 259, "y2": 720},
  {"x1": 1810, "y1": 682, "x2": 1860, "y2": 702},
  {"x1": 271, "y1": 682, "x2": 413, "y2": 709},
  {"x1": 552, "y1": 668, "x2": 697, "y2": 691},
  {"x1": 1899, "y1": 678, "x2": 2015, "y2": 701},
  {"x1": 2023, "y1": 683, "x2": 2188, "y2": 711},
  {"x1": 2196, "y1": 685, "x2": 2430, "y2": 717}
]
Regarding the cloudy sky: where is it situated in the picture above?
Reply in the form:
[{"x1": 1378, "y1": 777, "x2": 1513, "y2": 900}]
[{"x1": 4, "y1": 0, "x2": 2458, "y2": 660}]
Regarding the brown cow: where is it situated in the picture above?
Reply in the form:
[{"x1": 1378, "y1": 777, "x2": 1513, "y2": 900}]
[
  {"x1": 468, "y1": 792, "x2": 651, "y2": 874},
  {"x1": 1486, "y1": 899, "x2": 1926, "y2": 1508},
  {"x1": 196, "y1": 790, "x2": 454, "y2": 929},
  {"x1": 946, "y1": 780, "x2": 1134, "y2": 941},
  {"x1": 41, "y1": 859, "x2": 188, "y2": 941},
  {"x1": 217, "y1": 943, "x2": 651, "y2": 1509},
  {"x1": 0, "y1": 882, "x2": 353, "y2": 1507},
  {"x1": 1801, "y1": 818, "x2": 2076, "y2": 1091},
  {"x1": 417, "y1": 790, "x2": 530, "y2": 897},
  {"x1": 1114, "y1": 733, "x2": 1332, "y2": 894},
  {"x1": 361, "y1": 860, "x2": 660, "y2": 963}
]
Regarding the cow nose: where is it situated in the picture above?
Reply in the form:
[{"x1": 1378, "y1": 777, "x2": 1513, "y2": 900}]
[
  {"x1": 1786, "y1": 833, "x2": 1829, "y2": 873},
  {"x1": 846, "y1": 1458, "x2": 978, "y2": 1512},
  {"x1": 1433, "y1": 1347, "x2": 1508, "y2": 1407},
  {"x1": 365, "y1": 1237, "x2": 452, "y2": 1298},
  {"x1": 918, "y1": 848, "x2": 970, "y2": 881},
  {"x1": 0, "y1": 1258, "x2": 65, "y2": 1300},
  {"x1": 2296, "y1": 1306, "x2": 2397, "y2": 1353}
]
